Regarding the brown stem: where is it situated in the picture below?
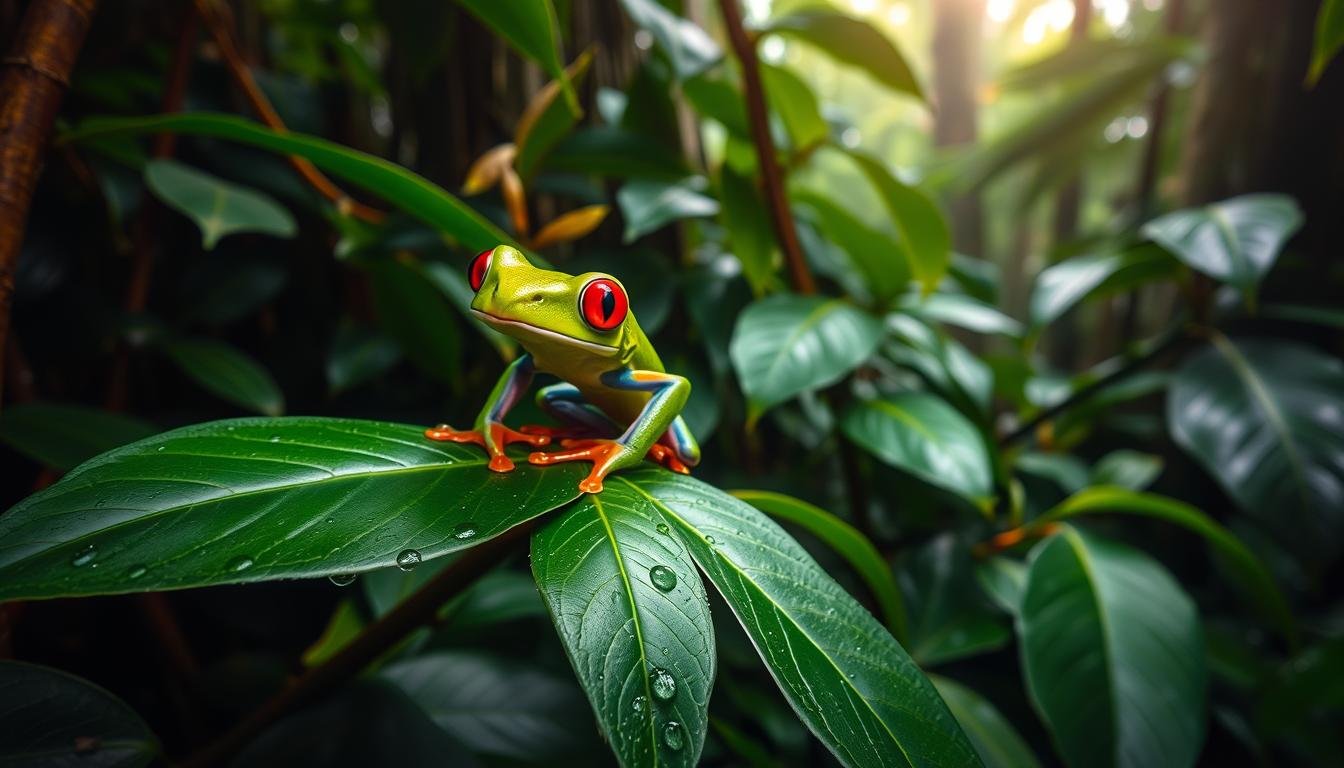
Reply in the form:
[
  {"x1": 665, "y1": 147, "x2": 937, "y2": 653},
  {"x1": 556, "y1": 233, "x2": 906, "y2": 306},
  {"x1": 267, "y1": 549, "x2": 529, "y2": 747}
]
[
  {"x1": 192, "y1": 0, "x2": 384, "y2": 224},
  {"x1": 0, "y1": 0, "x2": 99, "y2": 408},
  {"x1": 181, "y1": 521, "x2": 537, "y2": 767},
  {"x1": 716, "y1": 0, "x2": 815, "y2": 295}
]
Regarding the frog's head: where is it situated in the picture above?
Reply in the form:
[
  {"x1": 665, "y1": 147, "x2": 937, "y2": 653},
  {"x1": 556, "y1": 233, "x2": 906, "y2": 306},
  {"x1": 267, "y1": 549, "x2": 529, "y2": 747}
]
[{"x1": 467, "y1": 245, "x2": 632, "y2": 359}]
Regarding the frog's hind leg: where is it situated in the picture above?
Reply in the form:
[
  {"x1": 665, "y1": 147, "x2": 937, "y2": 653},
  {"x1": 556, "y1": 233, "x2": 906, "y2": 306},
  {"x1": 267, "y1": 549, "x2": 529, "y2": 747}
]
[{"x1": 518, "y1": 383, "x2": 617, "y2": 441}]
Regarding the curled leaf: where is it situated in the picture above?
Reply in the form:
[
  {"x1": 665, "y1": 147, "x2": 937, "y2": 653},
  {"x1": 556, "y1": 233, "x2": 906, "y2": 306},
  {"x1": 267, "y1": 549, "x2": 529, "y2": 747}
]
[
  {"x1": 462, "y1": 143, "x2": 517, "y2": 196},
  {"x1": 530, "y1": 204, "x2": 610, "y2": 249}
]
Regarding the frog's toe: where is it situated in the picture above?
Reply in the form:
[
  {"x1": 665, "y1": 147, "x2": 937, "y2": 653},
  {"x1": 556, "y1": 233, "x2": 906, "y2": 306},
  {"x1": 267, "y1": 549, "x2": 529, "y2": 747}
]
[{"x1": 647, "y1": 444, "x2": 691, "y2": 474}]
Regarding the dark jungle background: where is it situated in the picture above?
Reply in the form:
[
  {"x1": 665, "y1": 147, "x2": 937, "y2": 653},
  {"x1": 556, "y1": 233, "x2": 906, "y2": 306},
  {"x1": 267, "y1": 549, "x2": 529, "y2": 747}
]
[{"x1": 1, "y1": 0, "x2": 1342, "y2": 766}]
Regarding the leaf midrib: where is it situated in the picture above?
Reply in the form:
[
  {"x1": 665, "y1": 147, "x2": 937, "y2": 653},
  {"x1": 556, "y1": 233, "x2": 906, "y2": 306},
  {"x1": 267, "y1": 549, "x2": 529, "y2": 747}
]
[
  {"x1": 1060, "y1": 528, "x2": 1121, "y2": 766},
  {"x1": 619, "y1": 477, "x2": 914, "y2": 768}
]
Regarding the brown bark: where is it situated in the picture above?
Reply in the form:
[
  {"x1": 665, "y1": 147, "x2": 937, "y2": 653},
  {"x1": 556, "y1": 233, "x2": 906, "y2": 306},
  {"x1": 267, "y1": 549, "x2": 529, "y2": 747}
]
[
  {"x1": 0, "y1": 0, "x2": 99, "y2": 407},
  {"x1": 716, "y1": 0, "x2": 815, "y2": 295},
  {"x1": 932, "y1": 0, "x2": 986, "y2": 258}
]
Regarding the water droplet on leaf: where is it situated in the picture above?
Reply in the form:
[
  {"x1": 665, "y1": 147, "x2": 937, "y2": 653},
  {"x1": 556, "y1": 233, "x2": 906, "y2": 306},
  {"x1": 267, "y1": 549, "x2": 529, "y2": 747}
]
[
  {"x1": 649, "y1": 565, "x2": 676, "y2": 592},
  {"x1": 650, "y1": 668, "x2": 676, "y2": 701},
  {"x1": 329, "y1": 573, "x2": 357, "y2": 587},
  {"x1": 451, "y1": 522, "x2": 478, "y2": 540},
  {"x1": 396, "y1": 549, "x2": 422, "y2": 571},
  {"x1": 704, "y1": 535, "x2": 715, "y2": 545},
  {"x1": 632, "y1": 695, "x2": 647, "y2": 713},
  {"x1": 656, "y1": 523, "x2": 670, "y2": 535},
  {"x1": 269, "y1": 435, "x2": 281, "y2": 443},
  {"x1": 228, "y1": 556, "x2": 254, "y2": 572},
  {"x1": 128, "y1": 564, "x2": 147, "y2": 579},
  {"x1": 71, "y1": 546, "x2": 97, "y2": 567},
  {"x1": 662, "y1": 721, "x2": 684, "y2": 751}
]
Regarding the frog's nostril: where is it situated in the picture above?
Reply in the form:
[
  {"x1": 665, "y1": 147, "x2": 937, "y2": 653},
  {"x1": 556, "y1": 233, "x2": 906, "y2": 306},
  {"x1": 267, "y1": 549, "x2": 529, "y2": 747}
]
[{"x1": 529, "y1": 293, "x2": 545, "y2": 303}]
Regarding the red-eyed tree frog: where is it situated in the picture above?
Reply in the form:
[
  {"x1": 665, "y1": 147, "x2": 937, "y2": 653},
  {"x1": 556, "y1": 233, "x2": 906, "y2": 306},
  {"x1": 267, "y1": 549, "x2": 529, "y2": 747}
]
[{"x1": 425, "y1": 246, "x2": 700, "y2": 493}]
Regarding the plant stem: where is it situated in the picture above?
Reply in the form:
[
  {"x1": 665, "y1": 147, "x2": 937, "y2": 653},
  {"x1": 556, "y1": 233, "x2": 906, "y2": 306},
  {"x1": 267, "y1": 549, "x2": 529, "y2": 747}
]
[
  {"x1": 0, "y1": 0, "x2": 99, "y2": 408},
  {"x1": 181, "y1": 520, "x2": 538, "y2": 767},
  {"x1": 998, "y1": 324, "x2": 1188, "y2": 447},
  {"x1": 191, "y1": 0, "x2": 384, "y2": 224},
  {"x1": 715, "y1": 0, "x2": 815, "y2": 295}
]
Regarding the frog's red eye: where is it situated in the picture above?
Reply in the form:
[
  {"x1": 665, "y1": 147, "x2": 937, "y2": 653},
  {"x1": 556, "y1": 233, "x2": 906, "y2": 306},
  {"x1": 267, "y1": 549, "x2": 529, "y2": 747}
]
[
  {"x1": 468, "y1": 249, "x2": 493, "y2": 292},
  {"x1": 579, "y1": 278, "x2": 628, "y2": 331}
]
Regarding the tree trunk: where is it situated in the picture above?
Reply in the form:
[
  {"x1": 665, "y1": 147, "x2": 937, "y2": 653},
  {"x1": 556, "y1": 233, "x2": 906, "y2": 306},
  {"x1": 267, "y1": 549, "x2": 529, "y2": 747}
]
[
  {"x1": 931, "y1": 0, "x2": 986, "y2": 258},
  {"x1": 0, "y1": 0, "x2": 100, "y2": 406}
]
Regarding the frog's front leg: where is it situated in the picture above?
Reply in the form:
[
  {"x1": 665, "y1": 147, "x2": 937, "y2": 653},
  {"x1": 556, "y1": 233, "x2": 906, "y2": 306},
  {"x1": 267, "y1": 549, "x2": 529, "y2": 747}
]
[
  {"x1": 424, "y1": 354, "x2": 548, "y2": 472},
  {"x1": 528, "y1": 369, "x2": 691, "y2": 493}
]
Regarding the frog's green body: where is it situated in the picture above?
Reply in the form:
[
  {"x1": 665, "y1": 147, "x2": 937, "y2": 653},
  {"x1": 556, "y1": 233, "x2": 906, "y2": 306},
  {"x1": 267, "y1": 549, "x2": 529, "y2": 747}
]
[{"x1": 425, "y1": 246, "x2": 699, "y2": 493}]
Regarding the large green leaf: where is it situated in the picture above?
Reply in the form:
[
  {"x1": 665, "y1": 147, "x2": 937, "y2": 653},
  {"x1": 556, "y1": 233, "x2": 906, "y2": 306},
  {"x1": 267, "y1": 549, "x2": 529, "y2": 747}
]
[
  {"x1": 0, "y1": 403, "x2": 155, "y2": 472},
  {"x1": 162, "y1": 338, "x2": 285, "y2": 416},
  {"x1": 1018, "y1": 527, "x2": 1206, "y2": 768},
  {"x1": 793, "y1": 189, "x2": 909, "y2": 302},
  {"x1": 616, "y1": 177, "x2": 719, "y2": 243},
  {"x1": 841, "y1": 393, "x2": 994, "y2": 508},
  {"x1": 682, "y1": 75, "x2": 750, "y2": 137},
  {"x1": 760, "y1": 10, "x2": 924, "y2": 100},
  {"x1": 1143, "y1": 194, "x2": 1303, "y2": 301},
  {"x1": 900, "y1": 535, "x2": 1010, "y2": 667},
  {"x1": 365, "y1": 256, "x2": 461, "y2": 385},
  {"x1": 381, "y1": 651, "x2": 593, "y2": 760},
  {"x1": 760, "y1": 63, "x2": 828, "y2": 150},
  {"x1": 617, "y1": 0, "x2": 721, "y2": 80},
  {"x1": 1309, "y1": 0, "x2": 1344, "y2": 85},
  {"x1": 848, "y1": 152, "x2": 950, "y2": 293},
  {"x1": 896, "y1": 292, "x2": 1022, "y2": 338},
  {"x1": 143, "y1": 159, "x2": 295, "y2": 249},
  {"x1": 1028, "y1": 245, "x2": 1178, "y2": 329},
  {"x1": 66, "y1": 114, "x2": 519, "y2": 253},
  {"x1": 1036, "y1": 486, "x2": 1294, "y2": 642},
  {"x1": 731, "y1": 489, "x2": 907, "y2": 640},
  {"x1": 620, "y1": 470, "x2": 981, "y2": 768},
  {"x1": 0, "y1": 661, "x2": 160, "y2": 767},
  {"x1": 719, "y1": 166, "x2": 779, "y2": 293},
  {"x1": 454, "y1": 0, "x2": 571, "y2": 107},
  {"x1": 1168, "y1": 336, "x2": 1344, "y2": 563},
  {"x1": 729, "y1": 295, "x2": 883, "y2": 420},
  {"x1": 885, "y1": 315, "x2": 992, "y2": 417},
  {"x1": 0, "y1": 418, "x2": 584, "y2": 600},
  {"x1": 930, "y1": 675, "x2": 1041, "y2": 768},
  {"x1": 531, "y1": 482, "x2": 715, "y2": 767}
]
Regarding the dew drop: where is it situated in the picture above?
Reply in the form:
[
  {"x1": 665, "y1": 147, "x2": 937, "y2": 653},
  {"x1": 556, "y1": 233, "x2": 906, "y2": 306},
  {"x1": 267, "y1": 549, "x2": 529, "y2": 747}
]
[
  {"x1": 632, "y1": 695, "x2": 647, "y2": 714},
  {"x1": 329, "y1": 573, "x2": 357, "y2": 587},
  {"x1": 71, "y1": 546, "x2": 97, "y2": 567},
  {"x1": 662, "y1": 721, "x2": 685, "y2": 751},
  {"x1": 127, "y1": 564, "x2": 148, "y2": 579},
  {"x1": 268, "y1": 435, "x2": 281, "y2": 443},
  {"x1": 156, "y1": 445, "x2": 166, "y2": 452},
  {"x1": 650, "y1": 668, "x2": 676, "y2": 701},
  {"x1": 704, "y1": 535, "x2": 715, "y2": 545},
  {"x1": 649, "y1": 565, "x2": 677, "y2": 592},
  {"x1": 451, "y1": 522, "x2": 478, "y2": 540},
  {"x1": 396, "y1": 549, "x2": 422, "y2": 571},
  {"x1": 655, "y1": 523, "x2": 670, "y2": 535},
  {"x1": 228, "y1": 556, "x2": 254, "y2": 572}
]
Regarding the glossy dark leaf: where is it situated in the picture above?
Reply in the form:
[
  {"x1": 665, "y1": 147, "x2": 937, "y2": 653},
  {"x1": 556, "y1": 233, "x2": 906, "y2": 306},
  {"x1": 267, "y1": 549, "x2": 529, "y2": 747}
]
[
  {"x1": 1018, "y1": 527, "x2": 1206, "y2": 768},
  {"x1": 365, "y1": 256, "x2": 461, "y2": 385},
  {"x1": 760, "y1": 63, "x2": 828, "y2": 150},
  {"x1": 901, "y1": 535, "x2": 1010, "y2": 666},
  {"x1": 731, "y1": 489, "x2": 907, "y2": 640},
  {"x1": 1090, "y1": 450, "x2": 1163, "y2": 491},
  {"x1": 974, "y1": 557, "x2": 1027, "y2": 616},
  {"x1": 0, "y1": 661, "x2": 159, "y2": 767},
  {"x1": 848, "y1": 152, "x2": 950, "y2": 293},
  {"x1": 885, "y1": 315, "x2": 993, "y2": 417},
  {"x1": 793, "y1": 190, "x2": 909, "y2": 302},
  {"x1": 619, "y1": 470, "x2": 981, "y2": 768},
  {"x1": 896, "y1": 292, "x2": 1022, "y2": 338},
  {"x1": 719, "y1": 166, "x2": 779, "y2": 293},
  {"x1": 617, "y1": 0, "x2": 721, "y2": 79},
  {"x1": 1029, "y1": 245, "x2": 1178, "y2": 329},
  {"x1": 0, "y1": 403, "x2": 156, "y2": 472},
  {"x1": 682, "y1": 75, "x2": 750, "y2": 137},
  {"x1": 455, "y1": 0, "x2": 570, "y2": 103},
  {"x1": 545, "y1": 127, "x2": 690, "y2": 180},
  {"x1": 67, "y1": 114, "x2": 519, "y2": 253},
  {"x1": 0, "y1": 418, "x2": 584, "y2": 600},
  {"x1": 1169, "y1": 336, "x2": 1344, "y2": 563},
  {"x1": 382, "y1": 651, "x2": 592, "y2": 760},
  {"x1": 144, "y1": 159, "x2": 295, "y2": 249},
  {"x1": 760, "y1": 10, "x2": 924, "y2": 100},
  {"x1": 616, "y1": 177, "x2": 719, "y2": 242},
  {"x1": 730, "y1": 295, "x2": 883, "y2": 420},
  {"x1": 532, "y1": 481, "x2": 714, "y2": 767},
  {"x1": 841, "y1": 393, "x2": 994, "y2": 507},
  {"x1": 931, "y1": 675, "x2": 1042, "y2": 768},
  {"x1": 162, "y1": 338, "x2": 285, "y2": 416},
  {"x1": 1143, "y1": 194, "x2": 1303, "y2": 300},
  {"x1": 1310, "y1": 0, "x2": 1344, "y2": 84}
]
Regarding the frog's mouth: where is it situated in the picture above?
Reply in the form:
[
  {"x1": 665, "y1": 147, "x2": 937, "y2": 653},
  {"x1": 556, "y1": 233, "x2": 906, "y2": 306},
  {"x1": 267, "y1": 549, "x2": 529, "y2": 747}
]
[{"x1": 472, "y1": 310, "x2": 620, "y2": 356}]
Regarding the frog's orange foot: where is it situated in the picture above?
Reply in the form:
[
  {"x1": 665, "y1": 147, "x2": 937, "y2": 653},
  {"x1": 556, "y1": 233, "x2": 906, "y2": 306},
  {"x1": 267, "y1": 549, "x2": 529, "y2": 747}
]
[
  {"x1": 424, "y1": 423, "x2": 549, "y2": 473},
  {"x1": 528, "y1": 439, "x2": 628, "y2": 494},
  {"x1": 647, "y1": 443, "x2": 691, "y2": 475}
]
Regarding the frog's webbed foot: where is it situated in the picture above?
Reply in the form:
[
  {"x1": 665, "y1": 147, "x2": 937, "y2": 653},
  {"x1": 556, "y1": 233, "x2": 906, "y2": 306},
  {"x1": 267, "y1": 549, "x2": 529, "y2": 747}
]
[
  {"x1": 527, "y1": 439, "x2": 635, "y2": 494},
  {"x1": 425, "y1": 423, "x2": 549, "y2": 472},
  {"x1": 646, "y1": 443, "x2": 691, "y2": 475}
]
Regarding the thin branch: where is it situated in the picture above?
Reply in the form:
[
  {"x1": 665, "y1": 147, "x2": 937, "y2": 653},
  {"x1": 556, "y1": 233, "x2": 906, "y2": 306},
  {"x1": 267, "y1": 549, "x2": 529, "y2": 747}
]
[
  {"x1": 998, "y1": 324, "x2": 1188, "y2": 447},
  {"x1": 181, "y1": 520, "x2": 538, "y2": 767},
  {"x1": 715, "y1": 0, "x2": 815, "y2": 295},
  {"x1": 192, "y1": 0, "x2": 385, "y2": 224},
  {"x1": 0, "y1": 0, "x2": 99, "y2": 407}
]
